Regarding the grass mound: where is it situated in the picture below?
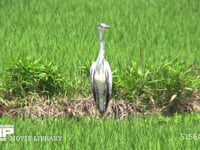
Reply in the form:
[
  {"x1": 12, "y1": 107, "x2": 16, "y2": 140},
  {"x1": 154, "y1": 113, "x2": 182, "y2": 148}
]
[
  {"x1": 113, "y1": 60, "x2": 200, "y2": 106},
  {"x1": 1, "y1": 57, "x2": 66, "y2": 99},
  {"x1": 0, "y1": 57, "x2": 199, "y2": 110}
]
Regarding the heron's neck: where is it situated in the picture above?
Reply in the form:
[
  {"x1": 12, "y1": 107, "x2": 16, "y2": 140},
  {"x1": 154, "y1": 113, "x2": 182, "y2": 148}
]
[{"x1": 97, "y1": 29, "x2": 105, "y2": 64}]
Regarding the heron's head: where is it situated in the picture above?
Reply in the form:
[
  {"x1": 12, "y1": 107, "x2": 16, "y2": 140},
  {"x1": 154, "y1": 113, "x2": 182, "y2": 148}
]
[{"x1": 98, "y1": 23, "x2": 112, "y2": 32}]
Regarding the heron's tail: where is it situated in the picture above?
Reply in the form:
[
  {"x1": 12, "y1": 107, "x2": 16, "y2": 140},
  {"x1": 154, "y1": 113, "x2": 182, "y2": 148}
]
[{"x1": 98, "y1": 97, "x2": 105, "y2": 114}]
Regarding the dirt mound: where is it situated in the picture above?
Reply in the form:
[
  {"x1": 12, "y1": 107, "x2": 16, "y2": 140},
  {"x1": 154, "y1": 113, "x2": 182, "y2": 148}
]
[
  {"x1": 1, "y1": 96, "x2": 144, "y2": 120},
  {"x1": 162, "y1": 92, "x2": 200, "y2": 115},
  {"x1": 1, "y1": 93, "x2": 200, "y2": 120}
]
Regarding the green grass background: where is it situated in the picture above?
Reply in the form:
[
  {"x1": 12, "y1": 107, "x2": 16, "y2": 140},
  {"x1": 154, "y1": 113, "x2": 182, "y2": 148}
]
[
  {"x1": 0, "y1": 0, "x2": 200, "y2": 149},
  {"x1": 1, "y1": 114, "x2": 200, "y2": 149},
  {"x1": 0, "y1": 0, "x2": 200, "y2": 74}
]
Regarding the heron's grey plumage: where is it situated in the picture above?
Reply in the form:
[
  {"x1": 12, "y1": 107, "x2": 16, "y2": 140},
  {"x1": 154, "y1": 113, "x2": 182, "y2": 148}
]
[{"x1": 90, "y1": 23, "x2": 112, "y2": 114}]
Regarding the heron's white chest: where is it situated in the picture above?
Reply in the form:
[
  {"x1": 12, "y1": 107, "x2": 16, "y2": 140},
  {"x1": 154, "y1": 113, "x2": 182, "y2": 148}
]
[
  {"x1": 94, "y1": 71, "x2": 106, "y2": 93},
  {"x1": 94, "y1": 71, "x2": 106, "y2": 82}
]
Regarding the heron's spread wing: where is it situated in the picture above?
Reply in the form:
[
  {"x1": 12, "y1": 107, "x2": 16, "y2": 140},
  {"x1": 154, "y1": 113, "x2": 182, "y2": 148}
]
[
  {"x1": 90, "y1": 61, "x2": 97, "y2": 101},
  {"x1": 104, "y1": 60, "x2": 112, "y2": 100}
]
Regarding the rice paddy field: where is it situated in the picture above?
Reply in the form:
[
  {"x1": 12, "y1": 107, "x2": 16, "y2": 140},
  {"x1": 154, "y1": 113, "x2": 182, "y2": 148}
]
[
  {"x1": 0, "y1": 0, "x2": 200, "y2": 149},
  {"x1": 0, "y1": 114, "x2": 200, "y2": 150}
]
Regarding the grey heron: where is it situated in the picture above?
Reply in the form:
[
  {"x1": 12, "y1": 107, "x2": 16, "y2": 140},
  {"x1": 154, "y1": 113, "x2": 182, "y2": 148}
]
[{"x1": 90, "y1": 23, "x2": 112, "y2": 114}]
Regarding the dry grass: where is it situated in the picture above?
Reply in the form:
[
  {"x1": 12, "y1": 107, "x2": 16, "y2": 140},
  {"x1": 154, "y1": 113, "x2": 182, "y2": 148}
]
[
  {"x1": 1, "y1": 92, "x2": 200, "y2": 120},
  {"x1": 1, "y1": 96, "x2": 144, "y2": 120}
]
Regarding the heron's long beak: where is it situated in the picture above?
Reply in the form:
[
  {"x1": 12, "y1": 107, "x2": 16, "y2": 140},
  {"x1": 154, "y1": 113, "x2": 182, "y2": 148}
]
[{"x1": 103, "y1": 25, "x2": 112, "y2": 29}]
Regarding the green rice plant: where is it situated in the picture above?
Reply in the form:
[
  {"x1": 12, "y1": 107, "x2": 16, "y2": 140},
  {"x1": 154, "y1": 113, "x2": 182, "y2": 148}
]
[
  {"x1": 1, "y1": 57, "x2": 66, "y2": 99},
  {"x1": 64, "y1": 59, "x2": 92, "y2": 98},
  {"x1": 0, "y1": 114, "x2": 200, "y2": 149}
]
